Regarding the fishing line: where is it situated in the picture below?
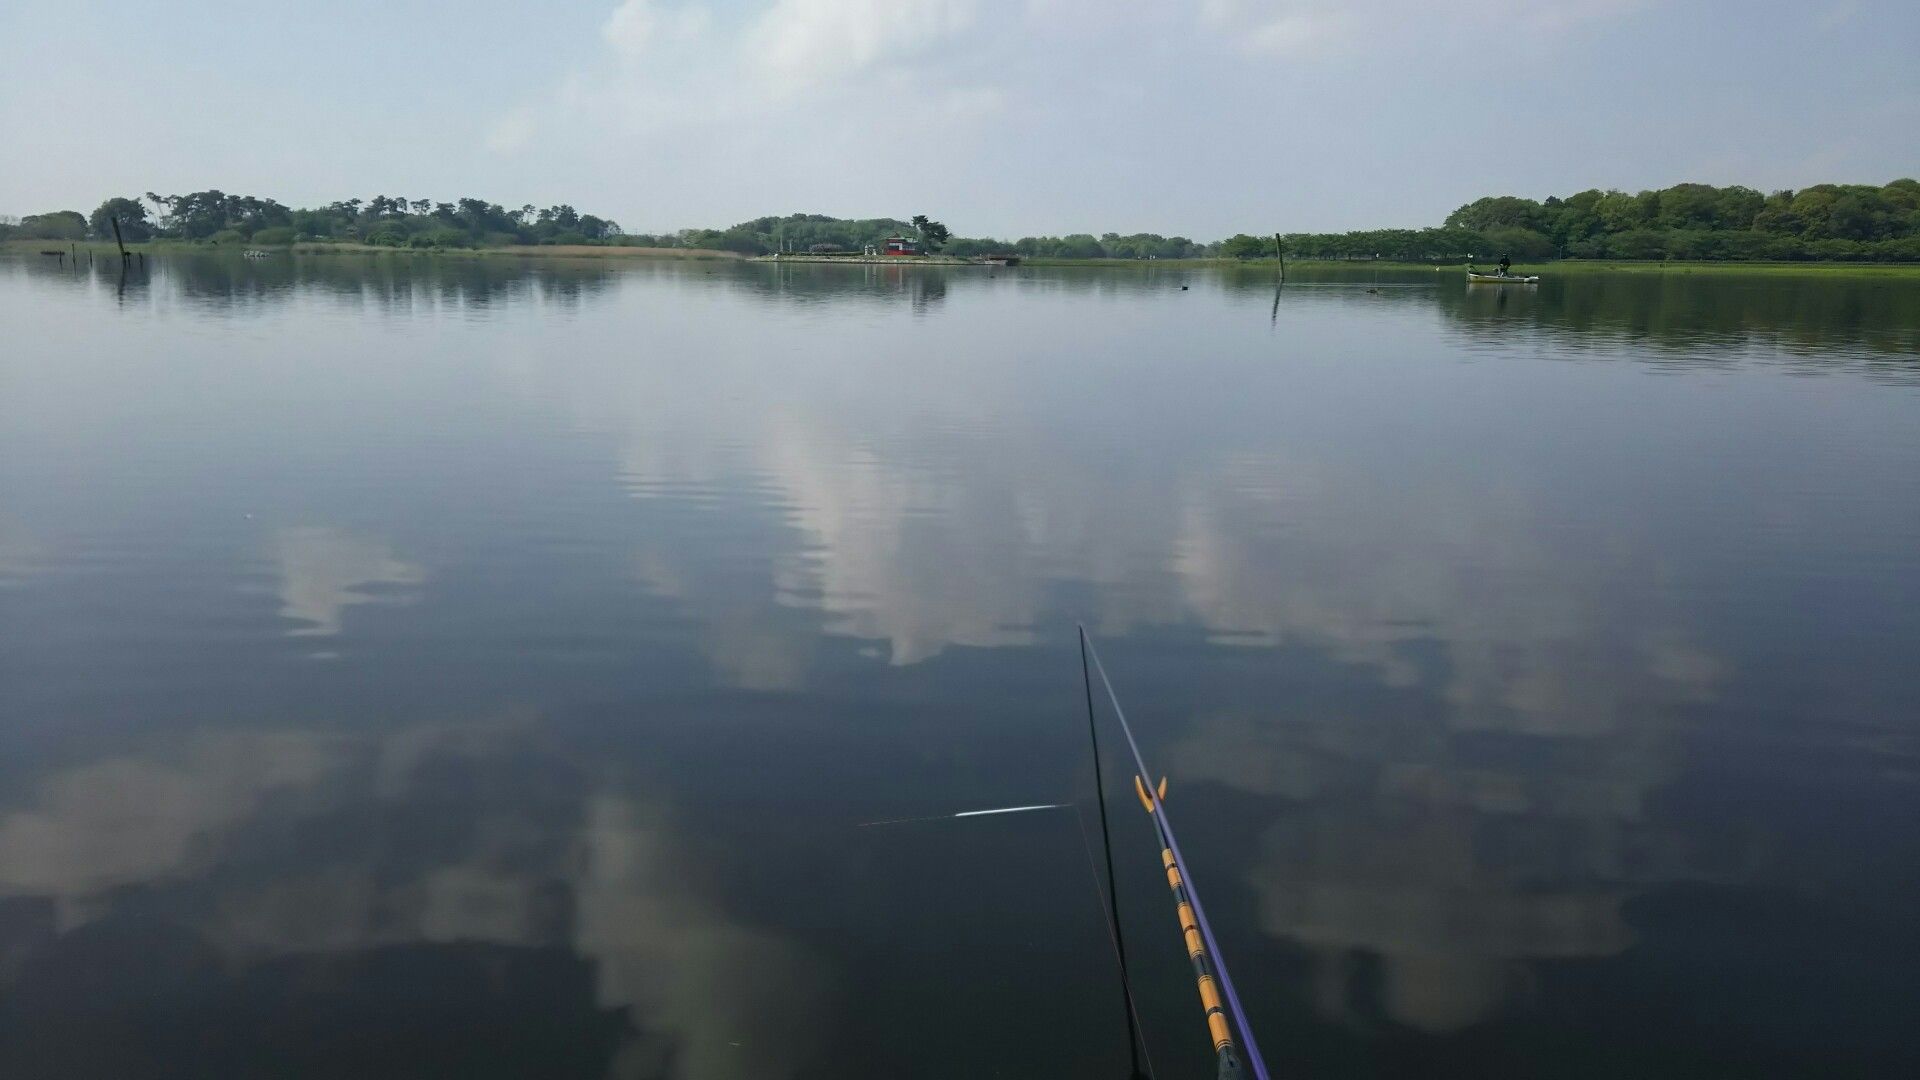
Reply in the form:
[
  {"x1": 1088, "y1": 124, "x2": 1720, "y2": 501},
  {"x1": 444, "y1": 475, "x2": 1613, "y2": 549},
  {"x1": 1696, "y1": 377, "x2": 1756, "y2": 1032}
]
[
  {"x1": 1082, "y1": 629, "x2": 1272, "y2": 1080},
  {"x1": 1082, "y1": 625, "x2": 1151, "y2": 1080},
  {"x1": 1071, "y1": 801, "x2": 1159, "y2": 1080}
]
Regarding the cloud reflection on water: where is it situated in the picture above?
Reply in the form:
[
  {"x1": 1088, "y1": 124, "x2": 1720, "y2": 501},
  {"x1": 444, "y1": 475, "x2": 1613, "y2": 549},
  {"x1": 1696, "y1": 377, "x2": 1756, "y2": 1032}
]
[
  {"x1": 0, "y1": 722, "x2": 828, "y2": 1079},
  {"x1": 9, "y1": 257, "x2": 1914, "y2": 1068},
  {"x1": 271, "y1": 526, "x2": 425, "y2": 639},
  {"x1": 538, "y1": 276, "x2": 1755, "y2": 1037}
]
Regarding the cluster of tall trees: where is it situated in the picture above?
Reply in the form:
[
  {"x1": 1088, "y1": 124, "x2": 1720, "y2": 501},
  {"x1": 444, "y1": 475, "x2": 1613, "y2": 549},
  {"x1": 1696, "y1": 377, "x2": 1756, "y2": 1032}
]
[
  {"x1": 651, "y1": 213, "x2": 958, "y2": 254},
  {"x1": 1222, "y1": 227, "x2": 1495, "y2": 262},
  {"x1": 0, "y1": 192, "x2": 622, "y2": 248},
  {"x1": 656, "y1": 213, "x2": 1207, "y2": 259},
  {"x1": 1248, "y1": 180, "x2": 1920, "y2": 263},
  {"x1": 7, "y1": 179, "x2": 1916, "y2": 261},
  {"x1": 956, "y1": 232, "x2": 1208, "y2": 259},
  {"x1": 656, "y1": 213, "x2": 927, "y2": 254}
]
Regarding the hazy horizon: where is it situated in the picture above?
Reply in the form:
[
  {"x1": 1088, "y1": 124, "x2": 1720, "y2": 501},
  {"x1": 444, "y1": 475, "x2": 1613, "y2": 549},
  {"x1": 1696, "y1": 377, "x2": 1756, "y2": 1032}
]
[{"x1": 4, "y1": 1, "x2": 1916, "y2": 238}]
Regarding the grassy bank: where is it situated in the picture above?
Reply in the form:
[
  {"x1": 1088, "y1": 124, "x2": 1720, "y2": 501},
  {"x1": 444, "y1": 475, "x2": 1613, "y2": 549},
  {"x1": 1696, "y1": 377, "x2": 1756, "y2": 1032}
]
[
  {"x1": 1020, "y1": 256, "x2": 1224, "y2": 267},
  {"x1": 1023, "y1": 257, "x2": 1920, "y2": 277},
  {"x1": 1258, "y1": 258, "x2": 1920, "y2": 278},
  {"x1": 1492, "y1": 259, "x2": 1920, "y2": 278}
]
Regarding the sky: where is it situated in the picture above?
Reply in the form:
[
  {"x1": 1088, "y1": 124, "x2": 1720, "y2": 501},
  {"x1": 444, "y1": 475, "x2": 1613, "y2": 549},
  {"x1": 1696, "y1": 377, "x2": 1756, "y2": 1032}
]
[{"x1": 2, "y1": 0, "x2": 1916, "y2": 238}]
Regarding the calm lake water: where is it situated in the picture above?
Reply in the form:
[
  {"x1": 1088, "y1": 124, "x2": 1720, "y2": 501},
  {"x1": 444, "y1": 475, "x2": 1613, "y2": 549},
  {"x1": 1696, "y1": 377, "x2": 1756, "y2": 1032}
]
[{"x1": 2, "y1": 254, "x2": 1918, "y2": 1079}]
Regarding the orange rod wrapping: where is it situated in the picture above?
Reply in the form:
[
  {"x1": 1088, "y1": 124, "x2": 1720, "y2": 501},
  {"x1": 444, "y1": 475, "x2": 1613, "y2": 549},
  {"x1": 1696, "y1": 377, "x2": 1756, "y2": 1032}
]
[
  {"x1": 1207, "y1": 1011, "x2": 1234, "y2": 1051},
  {"x1": 1198, "y1": 975, "x2": 1223, "y2": 1013}
]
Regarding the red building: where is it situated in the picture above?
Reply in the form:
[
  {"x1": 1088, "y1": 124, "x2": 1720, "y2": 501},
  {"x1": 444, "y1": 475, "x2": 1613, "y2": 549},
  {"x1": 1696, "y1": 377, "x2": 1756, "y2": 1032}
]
[{"x1": 881, "y1": 235, "x2": 922, "y2": 256}]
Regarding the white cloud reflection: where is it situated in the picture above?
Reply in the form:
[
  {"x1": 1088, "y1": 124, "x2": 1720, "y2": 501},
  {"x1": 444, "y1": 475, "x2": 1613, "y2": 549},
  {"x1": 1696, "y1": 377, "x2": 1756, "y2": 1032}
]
[
  {"x1": 271, "y1": 526, "x2": 425, "y2": 638},
  {"x1": 0, "y1": 724, "x2": 829, "y2": 1079},
  {"x1": 0, "y1": 732, "x2": 348, "y2": 924},
  {"x1": 566, "y1": 331, "x2": 1724, "y2": 746},
  {"x1": 519, "y1": 276, "x2": 1747, "y2": 1037}
]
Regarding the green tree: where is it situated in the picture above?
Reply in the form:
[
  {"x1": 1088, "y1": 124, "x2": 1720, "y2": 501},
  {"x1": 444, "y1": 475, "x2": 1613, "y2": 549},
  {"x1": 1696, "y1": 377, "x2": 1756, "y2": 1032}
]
[
  {"x1": 1655, "y1": 183, "x2": 1723, "y2": 230},
  {"x1": 1219, "y1": 233, "x2": 1268, "y2": 259},
  {"x1": 88, "y1": 197, "x2": 154, "y2": 241},
  {"x1": 1445, "y1": 195, "x2": 1548, "y2": 232},
  {"x1": 1481, "y1": 226, "x2": 1555, "y2": 259},
  {"x1": 911, "y1": 214, "x2": 951, "y2": 250},
  {"x1": 19, "y1": 211, "x2": 87, "y2": 240},
  {"x1": 364, "y1": 221, "x2": 408, "y2": 246},
  {"x1": 1595, "y1": 190, "x2": 1648, "y2": 233}
]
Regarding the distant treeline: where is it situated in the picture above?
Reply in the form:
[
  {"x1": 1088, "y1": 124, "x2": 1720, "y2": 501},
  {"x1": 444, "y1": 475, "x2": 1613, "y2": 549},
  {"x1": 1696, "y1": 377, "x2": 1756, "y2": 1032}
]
[
  {"x1": 672, "y1": 182, "x2": 1920, "y2": 262},
  {"x1": 0, "y1": 192, "x2": 623, "y2": 249},
  {"x1": 5, "y1": 179, "x2": 1916, "y2": 261},
  {"x1": 672, "y1": 214, "x2": 1212, "y2": 260},
  {"x1": 1252, "y1": 180, "x2": 1920, "y2": 263}
]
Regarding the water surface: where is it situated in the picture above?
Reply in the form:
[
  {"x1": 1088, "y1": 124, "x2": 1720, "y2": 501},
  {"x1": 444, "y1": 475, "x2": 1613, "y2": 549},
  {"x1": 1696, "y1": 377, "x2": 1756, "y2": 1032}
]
[{"x1": 3, "y1": 254, "x2": 1918, "y2": 1079}]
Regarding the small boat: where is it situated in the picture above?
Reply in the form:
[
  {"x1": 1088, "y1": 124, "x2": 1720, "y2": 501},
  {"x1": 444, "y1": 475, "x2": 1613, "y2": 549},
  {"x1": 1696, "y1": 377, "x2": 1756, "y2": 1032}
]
[{"x1": 1467, "y1": 270, "x2": 1538, "y2": 284}]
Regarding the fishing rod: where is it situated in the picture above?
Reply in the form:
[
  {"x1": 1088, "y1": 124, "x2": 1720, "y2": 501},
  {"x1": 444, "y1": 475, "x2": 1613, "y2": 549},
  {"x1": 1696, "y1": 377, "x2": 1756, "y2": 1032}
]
[{"x1": 1079, "y1": 626, "x2": 1270, "y2": 1080}]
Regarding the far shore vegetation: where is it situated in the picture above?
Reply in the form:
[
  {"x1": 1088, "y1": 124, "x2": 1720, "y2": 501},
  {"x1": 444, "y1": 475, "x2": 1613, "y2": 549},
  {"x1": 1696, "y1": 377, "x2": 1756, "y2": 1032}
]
[{"x1": 5, "y1": 180, "x2": 1918, "y2": 267}]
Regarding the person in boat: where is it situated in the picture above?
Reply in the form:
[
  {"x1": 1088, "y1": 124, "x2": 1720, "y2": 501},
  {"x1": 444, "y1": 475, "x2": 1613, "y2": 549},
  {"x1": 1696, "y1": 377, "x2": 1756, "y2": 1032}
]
[{"x1": 1498, "y1": 254, "x2": 1512, "y2": 277}]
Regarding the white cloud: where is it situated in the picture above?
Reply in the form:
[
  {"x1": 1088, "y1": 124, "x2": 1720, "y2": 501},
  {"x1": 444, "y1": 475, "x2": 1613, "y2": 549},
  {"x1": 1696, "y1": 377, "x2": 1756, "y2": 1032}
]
[
  {"x1": 457, "y1": 0, "x2": 1744, "y2": 233},
  {"x1": 1201, "y1": 0, "x2": 1355, "y2": 56},
  {"x1": 484, "y1": 105, "x2": 537, "y2": 154},
  {"x1": 1201, "y1": 0, "x2": 1647, "y2": 57},
  {"x1": 745, "y1": 0, "x2": 978, "y2": 97},
  {"x1": 603, "y1": 0, "x2": 666, "y2": 55},
  {"x1": 533, "y1": 0, "x2": 987, "y2": 135},
  {"x1": 601, "y1": 0, "x2": 713, "y2": 59}
]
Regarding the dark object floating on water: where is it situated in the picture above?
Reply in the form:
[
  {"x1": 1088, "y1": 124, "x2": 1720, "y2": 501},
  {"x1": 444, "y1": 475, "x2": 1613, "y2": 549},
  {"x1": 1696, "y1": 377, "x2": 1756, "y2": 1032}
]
[
  {"x1": 39, "y1": 250, "x2": 64, "y2": 257},
  {"x1": 1180, "y1": 285, "x2": 1189, "y2": 291}
]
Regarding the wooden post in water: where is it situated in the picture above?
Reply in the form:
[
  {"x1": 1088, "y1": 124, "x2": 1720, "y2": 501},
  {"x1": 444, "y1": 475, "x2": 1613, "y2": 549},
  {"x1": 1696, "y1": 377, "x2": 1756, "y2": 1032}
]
[
  {"x1": 1272, "y1": 234, "x2": 1285, "y2": 284},
  {"x1": 110, "y1": 215, "x2": 130, "y2": 264}
]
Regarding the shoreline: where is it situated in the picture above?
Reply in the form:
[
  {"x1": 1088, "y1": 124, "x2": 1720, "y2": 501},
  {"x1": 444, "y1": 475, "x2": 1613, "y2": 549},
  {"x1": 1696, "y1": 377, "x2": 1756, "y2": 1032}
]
[
  {"x1": 1031, "y1": 257, "x2": 1920, "y2": 277},
  {"x1": 7, "y1": 240, "x2": 1918, "y2": 278}
]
